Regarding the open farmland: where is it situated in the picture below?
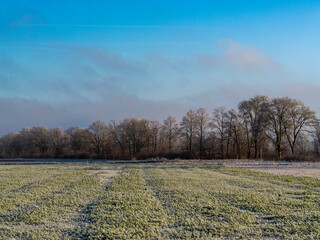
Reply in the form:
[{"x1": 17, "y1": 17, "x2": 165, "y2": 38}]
[{"x1": 0, "y1": 164, "x2": 320, "y2": 239}]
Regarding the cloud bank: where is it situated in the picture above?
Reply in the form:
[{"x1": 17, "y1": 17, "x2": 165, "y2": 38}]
[{"x1": 1, "y1": 39, "x2": 319, "y2": 136}]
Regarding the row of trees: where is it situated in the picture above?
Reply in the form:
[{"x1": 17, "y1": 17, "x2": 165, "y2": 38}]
[{"x1": 1, "y1": 95, "x2": 320, "y2": 160}]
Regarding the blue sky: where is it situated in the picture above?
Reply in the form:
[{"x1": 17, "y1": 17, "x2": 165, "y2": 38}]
[{"x1": 1, "y1": 0, "x2": 320, "y2": 135}]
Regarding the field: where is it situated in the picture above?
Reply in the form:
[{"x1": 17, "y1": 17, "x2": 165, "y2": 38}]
[{"x1": 0, "y1": 164, "x2": 320, "y2": 239}]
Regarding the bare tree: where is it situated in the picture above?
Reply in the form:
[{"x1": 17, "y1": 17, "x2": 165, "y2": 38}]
[
  {"x1": 123, "y1": 118, "x2": 150, "y2": 158},
  {"x1": 283, "y1": 99, "x2": 316, "y2": 154},
  {"x1": 30, "y1": 126, "x2": 49, "y2": 155},
  {"x1": 225, "y1": 109, "x2": 246, "y2": 159},
  {"x1": 211, "y1": 107, "x2": 228, "y2": 158},
  {"x1": 0, "y1": 133, "x2": 20, "y2": 157},
  {"x1": 49, "y1": 127, "x2": 68, "y2": 157},
  {"x1": 312, "y1": 119, "x2": 320, "y2": 155},
  {"x1": 109, "y1": 120, "x2": 131, "y2": 158},
  {"x1": 238, "y1": 95, "x2": 269, "y2": 158},
  {"x1": 162, "y1": 116, "x2": 179, "y2": 154},
  {"x1": 19, "y1": 128, "x2": 33, "y2": 155},
  {"x1": 295, "y1": 132, "x2": 312, "y2": 155},
  {"x1": 265, "y1": 97, "x2": 291, "y2": 159},
  {"x1": 180, "y1": 110, "x2": 197, "y2": 156},
  {"x1": 0, "y1": 95, "x2": 317, "y2": 160},
  {"x1": 88, "y1": 120, "x2": 109, "y2": 156},
  {"x1": 149, "y1": 120, "x2": 161, "y2": 155},
  {"x1": 195, "y1": 108, "x2": 210, "y2": 158},
  {"x1": 66, "y1": 126, "x2": 91, "y2": 155}
]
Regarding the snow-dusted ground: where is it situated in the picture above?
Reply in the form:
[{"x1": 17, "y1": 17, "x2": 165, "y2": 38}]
[
  {"x1": 165, "y1": 159, "x2": 320, "y2": 179},
  {"x1": 216, "y1": 160, "x2": 320, "y2": 179}
]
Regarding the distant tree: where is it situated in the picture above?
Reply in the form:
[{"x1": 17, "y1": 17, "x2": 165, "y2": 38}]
[
  {"x1": 195, "y1": 108, "x2": 210, "y2": 158},
  {"x1": 88, "y1": 120, "x2": 109, "y2": 155},
  {"x1": 0, "y1": 133, "x2": 20, "y2": 157},
  {"x1": 49, "y1": 127, "x2": 69, "y2": 157},
  {"x1": 295, "y1": 132, "x2": 312, "y2": 155},
  {"x1": 123, "y1": 118, "x2": 150, "y2": 158},
  {"x1": 283, "y1": 99, "x2": 316, "y2": 154},
  {"x1": 225, "y1": 109, "x2": 246, "y2": 159},
  {"x1": 238, "y1": 95, "x2": 269, "y2": 158},
  {"x1": 19, "y1": 128, "x2": 33, "y2": 155},
  {"x1": 66, "y1": 126, "x2": 91, "y2": 155},
  {"x1": 162, "y1": 116, "x2": 179, "y2": 154},
  {"x1": 180, "y1": 110, "x2": 197, "y2": 156},
  {"x1": 211, "y1": 107, "x2": 228, "y2": 158},
  {"x1": 265, "y1": 97, "x2": 291, "y2": 159},
  {"x1": 312, "y1": 118, "x2": 320, "y2": 155},
  {"x1": 0, "y1": 95, "x2": 317, "y2": 160},
  {"x1": 107, "y1": 120, "x2": 122, "y2": 158},
  {"x1": 30, "y1": 126, "x2": 49, "y2": 155},
  {"x1": 149, "y1": 120, "x2": 161, "y2": 155}
]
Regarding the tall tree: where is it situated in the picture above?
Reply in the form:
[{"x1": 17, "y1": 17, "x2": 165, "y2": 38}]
[
  {"x1": 49, "y1": 127, "x2": 68, "y2": 157},
  {"x1": 238, "y1": 95, "x2": 269, "y2": 158},
  {"x1": 312, "y1": 118, "x2": 320, "y2": 155},
  {"x1": 211, "y1": 107, "x2": 228, "y2": 158},
  {"x1": 180, "y1": 110, "x2": 197, "y2": 156},
  {"x1": 0, "y1": 133, "x2": 20, "y2": 157},
  {"x1": 66, "y1": 126, "x2": 91, "y2": 155},
  {"x1": 162, "y1": 116, "x2": 179, "y2": 154},
  {"x1": 283, "y1": 99, "x2": 316, "y2": 154},
  {"x1": 195, "y1": 108, "x2": 210, "y2": 158},
  {"x1": 149, "y1": 120, "x2": 161, "y2": 155},
  {"x1": 30, "y1": 126, "x2": 49, "y2": 154},
  {"x1": 265, "y1": 97, "x2": 291, "y2": 159},
  {"x1": 225, "y1": 109, "x2": 245, "y2": 159},
  {"x1": 88, "y1": 120, "x2": 109, "y2": 155},
  {"x1": 124, "y1": 118, "x2": 150, "y2": 158},
  {"x1": 110, "y1": 119, "x2": 131, "y2": 158}
]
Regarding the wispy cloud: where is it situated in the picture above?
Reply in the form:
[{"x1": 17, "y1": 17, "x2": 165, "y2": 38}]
[
  {"x1": 69, "y1": 45, "x2": 145, "y2": 73},
  {"x1": 0, "y1": 96, "x2": 188, "y2": 135},
  {"x1": 196, "y1": 39, "x2": 280, "y2": 73},
  {"x1": 1, "y1": 39, "x2": 319, "y2": 136}
]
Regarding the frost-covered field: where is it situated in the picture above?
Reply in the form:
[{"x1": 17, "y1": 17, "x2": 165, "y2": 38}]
[
  {"x1": 0, "y1": 164, "x2": 320, "y2": 239},
  {"x1": 215, "y1": 160, "x2": 320, "y2": 179}
]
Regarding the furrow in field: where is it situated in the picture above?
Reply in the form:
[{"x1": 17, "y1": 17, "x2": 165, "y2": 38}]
[
  {"x1": 82, "y1": 167, "x2": 170, "y2": 240},
  {"x1": 0, "y1": 170, "x2": 85, "y2": 220},
  {"x1": 204, "y1": 167, "x2": 320, "y2": 238},
  {"x1": 189, "y1": 167, "x2": 320, "y2": 199},
  {"x1": 0, "y1": 166, "x2": 61, "y2": 193},
  {"x1": 0, "y1": 165, "x2": 93, "y2": 194},
  {"x1": 6, "y1": 172, "x2": 89, "y2": 224},
  {"x1": 64, "y1": 169, "x2": 120, "y2": 239},
  {"x1": 215, "y1": 166, "x2": 320, "y2": 191},
  {"x1": 0, "y1": 164, "x2": 319, "y2": 239},
  {"x1": 0, "y1": 169, "x2": 112, "y2": 240},
  {"x1": 188, "y1": 167, "x2": 320, "y2": 219},
  {"x1": 144, "y1": 166, "x2": 320, "y2": 239},
  {"x1": 144, "y1": 167, "x2": 261, "y2": 239}
]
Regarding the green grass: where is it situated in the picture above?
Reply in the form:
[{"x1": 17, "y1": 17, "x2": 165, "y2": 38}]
[
  {"x1": 82, "y1": 168, "x2": 169, "y2": 239},
  {"x1": 0, "y1": 164, "x2": 319, "y2": 239}
]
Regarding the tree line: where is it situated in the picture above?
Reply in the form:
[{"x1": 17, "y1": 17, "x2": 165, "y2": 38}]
[{"x1": 1, "y1": 95, "x2": 320, "y2": 160}]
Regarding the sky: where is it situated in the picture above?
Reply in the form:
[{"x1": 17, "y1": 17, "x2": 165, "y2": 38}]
[{"x1": 1, "y1": 0, "x2": 320, "y2": 135}]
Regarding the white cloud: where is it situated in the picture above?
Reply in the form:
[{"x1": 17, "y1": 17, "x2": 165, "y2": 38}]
[
  {"x1": 0, "y1": 96, "x2": 188, "y2": 136},
  {"x1": 196, "y1": 39, "x2": 280, "y2": 74},
  {"x1": 1, "y1": 39, "x2": 320, "y2": 136}
]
